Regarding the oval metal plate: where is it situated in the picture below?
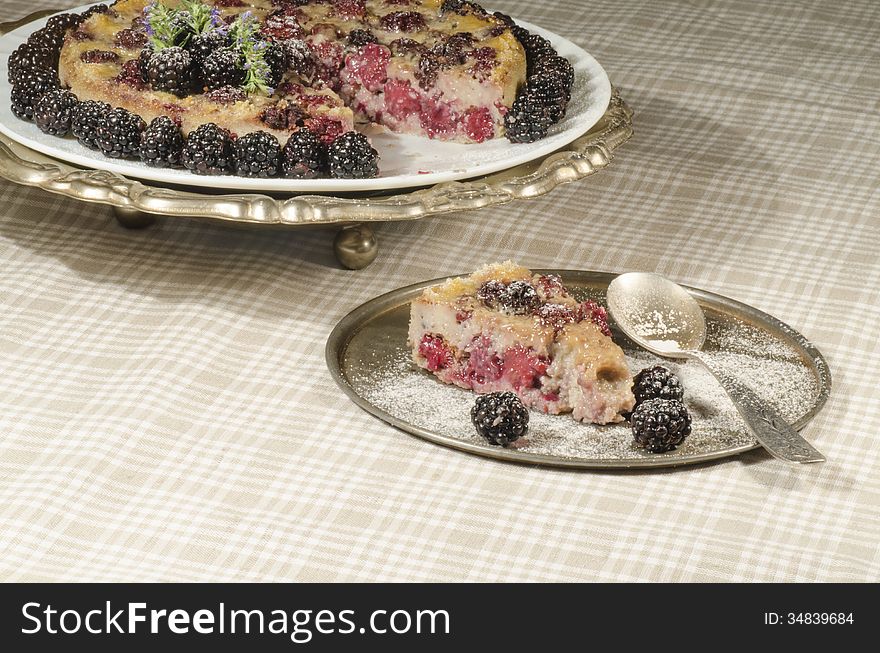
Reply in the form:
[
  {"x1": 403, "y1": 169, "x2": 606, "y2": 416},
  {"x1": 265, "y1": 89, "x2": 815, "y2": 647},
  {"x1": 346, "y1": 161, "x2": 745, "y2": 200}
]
[{"x1": 326, "y1": 271, "x2": 831, "y2": 469}]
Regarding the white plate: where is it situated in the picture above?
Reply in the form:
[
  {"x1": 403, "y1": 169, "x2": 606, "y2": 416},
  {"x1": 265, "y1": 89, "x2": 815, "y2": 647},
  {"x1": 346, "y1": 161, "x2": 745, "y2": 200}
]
[{"x1": 0, "y1": 6, "x2": 611, "y2": 193}]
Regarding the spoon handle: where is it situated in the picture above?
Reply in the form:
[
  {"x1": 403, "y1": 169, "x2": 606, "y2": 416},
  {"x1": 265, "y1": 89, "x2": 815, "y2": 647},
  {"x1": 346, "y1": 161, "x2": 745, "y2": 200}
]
[{"x1": 688, "y1": 350, "x2": 826, "y2": 464}]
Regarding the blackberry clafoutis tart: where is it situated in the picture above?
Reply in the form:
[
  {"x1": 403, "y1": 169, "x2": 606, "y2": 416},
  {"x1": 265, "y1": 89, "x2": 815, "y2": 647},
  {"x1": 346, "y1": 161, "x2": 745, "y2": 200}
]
[{"x1": 408, "y1": 262, "x2": 635, "y2": 424}]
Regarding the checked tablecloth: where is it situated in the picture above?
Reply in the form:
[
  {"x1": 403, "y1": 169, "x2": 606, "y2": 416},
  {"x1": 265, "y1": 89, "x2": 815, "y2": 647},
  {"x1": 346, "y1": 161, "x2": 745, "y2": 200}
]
[{"x1": 1, "y1": 0, "x2": 878, "y2": 582}]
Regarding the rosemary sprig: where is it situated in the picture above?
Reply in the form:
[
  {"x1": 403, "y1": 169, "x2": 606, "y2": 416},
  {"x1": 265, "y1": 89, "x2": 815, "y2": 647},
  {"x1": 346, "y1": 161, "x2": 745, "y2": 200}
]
[{"x1": 229, "y1": 11, "x2": 274, "y2": 96}]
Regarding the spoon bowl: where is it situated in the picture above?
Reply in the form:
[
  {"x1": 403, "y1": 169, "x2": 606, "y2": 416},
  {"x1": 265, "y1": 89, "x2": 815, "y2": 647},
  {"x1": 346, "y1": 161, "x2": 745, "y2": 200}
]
[{"x1": 606, "y1": 272, "x2": 706, "y2": 356}]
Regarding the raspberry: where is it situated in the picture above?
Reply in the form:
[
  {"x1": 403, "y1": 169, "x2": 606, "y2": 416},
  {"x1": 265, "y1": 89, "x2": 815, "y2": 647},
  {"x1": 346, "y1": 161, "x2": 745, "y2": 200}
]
[
  {"x1": 576, "y1": 301, "x2": 611, "y2": 337},
  {"x1": 383, "y1": 79, "x2": 421, "y2": 120},
  {"x1": 332, "y1": 0, "x2": 366, "y2": 20},
  {"x1": 115, "y1": 59, "x2": 148, "y2": 89},
  {"x1": 114, "y1": 28, "x2": 147, "y2": 50},
  {"x1": 417, "y1": 334, "x2": 453, "y2": 371},
  {"x1": 344, "y1": 43, "x2": 391, "y2": 91},
  {"x1": 462, "y1": 107, "x2": 494, "y2": 143},
  {"x1": 419, "y1": 98, "x2": 458, "y2": 139}
]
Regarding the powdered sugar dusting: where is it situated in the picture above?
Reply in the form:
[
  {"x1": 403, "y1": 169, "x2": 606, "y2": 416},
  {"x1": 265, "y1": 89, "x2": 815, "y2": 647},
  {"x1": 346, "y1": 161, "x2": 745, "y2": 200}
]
[{"x1": 350, "y1": 311, "x2": 821, "y2": 463}]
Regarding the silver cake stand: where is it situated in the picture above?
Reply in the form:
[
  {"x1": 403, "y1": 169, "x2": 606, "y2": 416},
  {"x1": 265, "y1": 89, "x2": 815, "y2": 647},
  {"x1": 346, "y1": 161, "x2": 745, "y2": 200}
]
[{"x1": 0, "y1": 10, "x2": 634, "y2": 269}]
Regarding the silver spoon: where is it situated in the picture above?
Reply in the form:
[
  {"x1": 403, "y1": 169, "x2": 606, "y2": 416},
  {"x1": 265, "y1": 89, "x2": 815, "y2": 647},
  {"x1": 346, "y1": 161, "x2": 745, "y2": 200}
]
[{"x1": 606, "y1": 272, "x2": 825, "y2": 464}]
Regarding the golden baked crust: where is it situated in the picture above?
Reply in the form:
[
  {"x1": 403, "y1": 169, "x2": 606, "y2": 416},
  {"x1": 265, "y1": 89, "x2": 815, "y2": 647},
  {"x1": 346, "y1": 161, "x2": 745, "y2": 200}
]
[{"x1": 58, "y1": 0, "x2": 527, "y2": 142}]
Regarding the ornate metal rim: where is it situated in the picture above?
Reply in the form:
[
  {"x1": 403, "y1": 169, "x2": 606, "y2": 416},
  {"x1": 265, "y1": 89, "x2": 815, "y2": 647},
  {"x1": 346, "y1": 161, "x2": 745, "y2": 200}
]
[{"x1": 0, "y1": 10, "x2": 634, "y2": 228}]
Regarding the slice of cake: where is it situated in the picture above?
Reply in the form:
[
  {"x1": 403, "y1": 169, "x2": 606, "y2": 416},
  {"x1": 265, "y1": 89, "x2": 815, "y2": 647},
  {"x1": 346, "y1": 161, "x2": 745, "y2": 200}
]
[{"x1": 408, "y1": 262, "x2": 635, "y2": 424}]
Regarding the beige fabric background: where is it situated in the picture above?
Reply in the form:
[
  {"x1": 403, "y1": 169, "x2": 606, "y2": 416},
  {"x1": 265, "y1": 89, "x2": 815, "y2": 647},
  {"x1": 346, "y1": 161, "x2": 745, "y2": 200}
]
[{"x1": 1, "y1": 0, "x2": 878, "y2": 582}]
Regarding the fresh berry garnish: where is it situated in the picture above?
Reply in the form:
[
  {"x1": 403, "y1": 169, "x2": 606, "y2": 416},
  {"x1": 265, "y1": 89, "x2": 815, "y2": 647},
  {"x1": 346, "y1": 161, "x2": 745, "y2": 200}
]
[
  {"x1": 27, "y1": 26, "x2": 66, "y2": 54},
  {"x1": 326, "y1": 131, "x2": 379, "y2": 178},
  {"x1": 138, "y1": 46, "x2": 154, "y2": 83},
  {"x1": 95, "y1": 108, "x2": 146, "y2": 159},
  {"x1": 281, "y1": 129, "x2": 326, "y2": 179},
  {"x1": 504, "y1": 92, "x2": 555, "y2": 143},
  {"x1": 45, "y1": 13, "x2": 83, "y2": 34},
  {"x1": 7, "y1": 43, "x2": 57, "y2": 84},
  {"x1": 471, "y1": 392, "x2": 529, "y2": 446},
  {"x1": 187, "y1": 29, "x2": 230, "y2": 66},
  {"x1": 576, "y1": 300, "x2": 611, "y2": 336},
  {"x1": 201, "y1": 47, "x2": 244, "y2": 91},
  {"x1": 71, "y1": 100, "x2": 111, "y2": 149},
  {"x1": 379, "y1": 11, "x2": 427, "y2": 32},
  {"x1": 344, "y1": 43, "x2": 391, "y2": 91},
  {"x1": 80, "y1": 49, "x2": 121, "y2": 64},
  {"x1": 497, "y1": 280, "x2": 541, "y2": 315},
  {"x1": 347, "y1": 29, "x2": 377, "y2": 47},
  {"x1": 140, "y1": 116, "x2": 184, "y2": 167},
  {"x1": 263, "y1": 41, "x2": 288, "y2": 87},
  {"x1": 630, "y1": 398, "x2": 692, "y2": 453},
  {"x1": 182, "y1": 123, "x2": 233, "y2": 175},
  {"x1": 281, "y1": 38, "x2": 313, "y2": 77},
  {"x1": 10, "y1": 68, "x2": 59, "y2": 121},
  {"x1": 233, "y1": 131, "x2": 281, "y2": 178},
  {"x1": 33, "y1": 89, "x2": 78, "y2": 136},
  {"x1": 80, "y1": 4, "x2": 110, "y2": 20},
  {"x1": 115, "y1": 28, "x2": 148, "y2": 49},
  {"x1": 417, "y1": 334, "x2": 453, "y2": 371},
  {"x1": 206, "y1": 85, "x2": 247, "y2": 104},
  {"x1": 147, "y1": 46, "x2": 194, "y2": 97},
  {"x1": 632, "y1": 366, "x2": 684, "y2": 406},
  {"x1": 526, "y1": 71, "x2": 570, "y2": 121},
  {"x1": 533, "y1": 54, "x2": 575, "y2": 91}
]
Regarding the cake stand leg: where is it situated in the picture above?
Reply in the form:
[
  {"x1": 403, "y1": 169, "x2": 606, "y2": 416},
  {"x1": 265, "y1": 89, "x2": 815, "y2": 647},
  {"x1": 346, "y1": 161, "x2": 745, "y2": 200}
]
[
  {"x1": 333, "y1": 224, "x2": 378, "y2": 270},
  {"x1": 113, "y1": 206, "x2": 158, "y2": 229}
]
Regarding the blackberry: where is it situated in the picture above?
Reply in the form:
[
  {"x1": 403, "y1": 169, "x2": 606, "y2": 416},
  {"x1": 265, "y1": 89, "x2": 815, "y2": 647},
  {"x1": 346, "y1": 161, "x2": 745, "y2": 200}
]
[
  {"x1": 326, "y1": 131, "x2": 379, "y2": 179},
  {"x1": 533, "y1": 54, "x2": 575, "y2": 91},
  {"x1": 169, "y1": 11, "x2": 194, "y2": 46},
  {"x1": 264, "y1": 41, "x2": 287, "y2": 87},
  {"x1": 632, "y1": 366, "x2": 684, "y2": 406},
  {"x1": 476, "y1": 280, "x2": 506, "y2": 307},
  {"x1": 10, "y1": 68, "x2": 59, "y2": 121},
  {"x1": 95, "y1": 108, "x2": 147, "y2": 159},
  {"x1": 147, "y1": 46, "x2": 194, "y2": 97},
  {"x1": 282, "y1": 39, "x2": 313, "y2": 77},
  {"x1": 378, "y1": 11, "x2": 427, "y2": 32},
  {"x1": 27, "y1": 26, "x2": 66, "y2": 54},
  {"x1": 46, "y1": 13, "x2": 84, "y2": 34},
  {"x1": 233, "y1": 131, "x2": 281, "y2": 178},
  {"x1": 8, "y1": 43, "x2": 57, "y2": 84},
  {"x1": 33, "y1": 89, "x2": 79, "y2": 136},
  {"x1": 140, "y1": 116, "x2": 184, "y2": 167},
  {"x1": 80, "y1": 5, "x2": 110, "y2": 20},
  {"x1": 187, "y1": 29, "x2": 230, "y2": 66},
  {"x1": 526, "y1": 71, "x2": 570, "y2": 122},
  {"x1": 504, "y1": 93, "x2": 555, "y2": 143},
  {"x1": 95, "y1": 107, "x2": 146, "y2": 159},
  {"x1": 201, "y1": 47, "x2": 244, "y2": 91},
  {"x1": 492, "y1": 11, "x2": 515, "y2": 26},
  {"x1": 347, "y1": 29, "x2": 377, "y2": 47},
  {"x1": 471, "y1": 392, "x2": 529, "y2": 446},
  {"x1": 139, "y1": 46, "x2": 154, "y2": 83},
  {"x1": 497, "y1": 280, "x2": 540, "y2": 315},
  {"x1": 182, "y1": 123, "x2": 233, "y2": 175},
  {"x1": 281, "y1": 129, "x2": 326, "y2": 179},
  {"x1": 115, "y1": 28, "x2": 148, "y2": 50},
  {"x1": 71, "y1": 99, "x2": 111, "y2": 149},
  {"x1": 631, "y1": 398, "x2": 692, "y2": 453}
]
